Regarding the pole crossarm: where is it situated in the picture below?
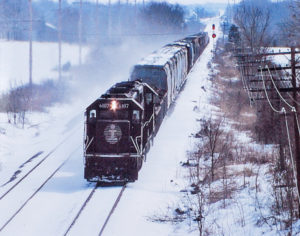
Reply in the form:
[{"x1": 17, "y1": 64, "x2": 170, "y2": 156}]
[
  {"x1": 236, "y1": 51, "x2": 300, "y2": 57},
  {"x1": 258, "y1": 66, "x2": 300, "y2": 72}
]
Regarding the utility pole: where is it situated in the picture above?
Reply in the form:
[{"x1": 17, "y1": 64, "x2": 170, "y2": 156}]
[
  {"x1": 58, "y1": 0, "x2": 62, "y2": 80},
  {"x1": 95, "y1": 0, "x2": 100, "y2": 41},
  {"x1": 108, "y1": 0, "x2": 111, "y2": 38},
  {"x1": 118, "y1": 0, "x2": 121, "y2": 35},
  {"x1": 291, "y1": 46, "x2": 300, "y2": 216},
  {"x1": 222, "y1": 22, "x2": 226, "y2": 44},
  {"x1": 29, "y1": 0, "x2": 33, "y2": 86},
  {"x1": 240, "y1": 48, "x2": 300, "y2": 215},
  {"x1": 78, "y1": 0, "x2": 82, "y2": 65},
  {"x1": 134, "y1": 0, "x2": 137, "y2": 33}
]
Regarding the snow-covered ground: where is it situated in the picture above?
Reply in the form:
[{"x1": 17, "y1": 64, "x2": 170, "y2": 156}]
[
  {"x1": 0, "y1": 41, "x2": 90, "y2": 92},
  {"x1": 0, "y1": 22, "x2": 216, "y2": 235},
  {"x1": 268, "y1": 47, "x2": 300, "y2": 67},
  {"x1": 1, "y1": 16, "x2": 296, "y2": 236},
  {"x1": 0, "y1": 50, "x2": 214, "y2": 235}
]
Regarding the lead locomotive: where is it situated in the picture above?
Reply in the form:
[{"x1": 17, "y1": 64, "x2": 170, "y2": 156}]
[{"x1": 84, "y1": 32, "x2": 209, "y2": 183}]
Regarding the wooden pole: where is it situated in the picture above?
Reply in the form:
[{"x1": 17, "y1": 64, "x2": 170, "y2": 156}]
[
  {"x1": 118, "y1": 0, "x2": 121, "y2": 35},
  {"x1": 78, "y1": 0, "x2": 82, "y2": 65},
  {"x1": 95, "y1": 0, "x2": 100, "y2": 40},
  {"x1": 108, "y1": 0, "x2": 111, "y2": 38},
  {"x1": 134, "y1": 0, "x2": 137, "y2": 32},
  {"x1": 292, "y1": 47, "x2": 300, "y2": 217},
  {"x1": 29, "y1": 0, "x2": 33, "y2": 86},
  {"x1": 58, "y1": 0, "x2": 62, "y2": 80}
]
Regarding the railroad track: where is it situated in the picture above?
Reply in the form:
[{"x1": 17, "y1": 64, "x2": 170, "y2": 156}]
[
  {"x1": 64, "y1": 184, "x2": 127, "y2": 236},
  {"x1": 0, "y1": 124, "x2": 81, "y2": 201},
  {"x1": 0, "y1": 146, "x2": 80, "y2": 233},
  {"x1": 98, "y1": 184, "x2": 126, "y2": 236},
  {"x1": 63, "y1": 183, "x2": 99, "y2": 236},
  {"x1": 0, "y1": 115, "x2": 127, "y2": 235}
]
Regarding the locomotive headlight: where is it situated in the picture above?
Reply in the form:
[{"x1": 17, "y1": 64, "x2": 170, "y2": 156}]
[{"x1": 110, "y1": 100, "x2": 118, "y2": 111}]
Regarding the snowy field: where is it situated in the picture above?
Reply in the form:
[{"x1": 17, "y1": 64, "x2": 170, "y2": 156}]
[
  {"x1": 1, "y1": 16, "x2": 297, "y2": 236},
  {"x1": 0, "y1": 22, "x2": 217, "y2": 235},
  {"x1": 0, "y1": 47, "x2": 215, "y2": 235},
  {"x1": 0, "y1": 41, "x2": 90, "y2": 92}
]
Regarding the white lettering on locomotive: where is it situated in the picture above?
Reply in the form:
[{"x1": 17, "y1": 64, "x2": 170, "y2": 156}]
[
  {"x1": 99, "y1": 103, "x2": 129, "y2": 109},
  {"x1": 99, "y1": 103, "x2": 109, "y2": 109},
  {"x1": 120, "y1": 104, "x2": 129, "y2": 109}
]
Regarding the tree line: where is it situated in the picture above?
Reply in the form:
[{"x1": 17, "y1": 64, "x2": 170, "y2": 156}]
[
  {"x1": 228, "y1": 0, "x2": 300, "y2": 50},
  {"x1": 0, "y1": 0, "x2": 208, "y2": 43}
]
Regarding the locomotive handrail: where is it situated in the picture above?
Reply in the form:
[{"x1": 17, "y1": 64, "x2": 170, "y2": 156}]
[
  {"x1": 135, "y1": 135, "x2": 142, "y2": 155},
  {"x1": 141, "y1": 83, "x2": 159, "y2": 96},
  {"x1": 130, "y1": 136, "x2": 140, "y2": 154},
  {"x1": 143, "y1": 114, "x2": 154, "y2": 128},
  {"x1": 85, "y1": 136, "x2": 94, "y2": 152},
  {"x1": 84, "y1": 135, "x2": 89, "y2": 154}
]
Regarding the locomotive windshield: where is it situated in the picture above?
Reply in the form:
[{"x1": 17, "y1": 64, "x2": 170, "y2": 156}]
[{"x1": 99, "y1": 110, "x2": 129, "y2": 120}]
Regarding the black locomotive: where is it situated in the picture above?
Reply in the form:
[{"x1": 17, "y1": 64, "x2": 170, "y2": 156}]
[{"x1": 84, "y1": 32, "x2": 209, "y2": 183}]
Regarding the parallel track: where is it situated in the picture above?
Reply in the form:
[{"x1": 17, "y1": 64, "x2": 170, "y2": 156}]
[
  {"x1": 0, "y1": 126, "x2": 80, "y2": 201},
  {"x1": 98, "y1": 184, "x2": 126, "y2": 236},
  {"x1": 63, "y1": 183, "x2": 99, "y2": 236},
  {"x1": 0, "y1": 147, "x2": 80, "y2": 232},
  {"x1": 63, "y1": 184, "x2": 127, "y2": 236}
]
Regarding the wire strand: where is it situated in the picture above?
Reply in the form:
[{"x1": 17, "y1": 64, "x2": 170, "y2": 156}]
[
  {"x1": 271, "y1": 66, "x2": 300, "y2": 137},
  {"x1": 260, "y1": 65, "x2": 300, "y2": 205},
  {"x1": 266, "y1": 66, "x2": 295, "y2": 111},
  {"x1": 259, "y1": 67, "x2": 282, "y2": 113}
]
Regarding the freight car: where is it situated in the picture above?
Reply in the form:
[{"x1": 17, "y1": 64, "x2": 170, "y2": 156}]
[{"x1": 84, "y1": 32, "x2": 209, "y2": 183}]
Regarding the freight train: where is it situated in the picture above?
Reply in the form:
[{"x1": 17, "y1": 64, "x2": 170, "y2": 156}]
[{"x1": 84, "y1": 32, "x2": 209, "y2": 183}]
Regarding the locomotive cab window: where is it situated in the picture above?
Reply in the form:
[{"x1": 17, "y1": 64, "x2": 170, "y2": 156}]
[
  {"x1": 132, "y1": 110, "x2": 140, "y2": 123},
  {"x1": 145, "y1": 93, "x2": 153, "y2": 105},
  {"x1": 154, "y1": 94, "x2": 160, "y2": 105},
  {"x1": 89, "y1": 110, "x2": 96, "y2": 118},
  {"x1": 89, "y1": 110, "x2": 96, "y2": 123}
]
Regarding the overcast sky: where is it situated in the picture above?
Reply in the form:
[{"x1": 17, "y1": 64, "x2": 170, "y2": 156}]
[{"x1": 59, "y1": 0, "x2": 239, "y2": 5}]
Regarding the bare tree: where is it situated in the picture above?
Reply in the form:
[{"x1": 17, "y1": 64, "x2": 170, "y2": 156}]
[
  {"x1": 234, "y1": 0, "x2": 272, "y2": 53},
  {"x1": 199, "y1": 118, "x2": 224, "y2": 182},
  {"x1": 5, "y1": 83, "x2": 32, "y2": 128},
  {"x1": 282, "y1": 0, "x2": 300, "y2": 46}
]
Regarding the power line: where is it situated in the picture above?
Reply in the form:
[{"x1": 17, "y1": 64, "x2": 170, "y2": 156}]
[{"x1": 260, "y1": 66, "x2": 300, "y2": 205}]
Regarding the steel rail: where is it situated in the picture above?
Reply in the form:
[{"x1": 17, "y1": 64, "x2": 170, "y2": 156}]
[
  {"x1": 0, "y1": 126, "x2": 80, "y2": 201},
  {"x1": 98, "y1": 184, "x2": 127, "y2": 236},
  {"x1": 63, "y1": 183, "x2": 99, "y2": 236},
  {"x1": 0, "y1": 150, "x2": 76, "y2": 232}
]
